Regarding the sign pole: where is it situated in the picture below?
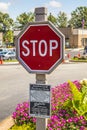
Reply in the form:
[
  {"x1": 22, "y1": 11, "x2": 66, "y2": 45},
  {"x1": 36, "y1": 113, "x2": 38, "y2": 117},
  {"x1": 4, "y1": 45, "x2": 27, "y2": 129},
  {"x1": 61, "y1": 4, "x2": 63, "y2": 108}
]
[
  {"x1": 35, "y1": 7, "x2": 48, "y2": 130},
  {"x1": 16, "y1": 6, "x2": 64, "y2": 130},
  {"x1": 36, "y1": 74, "x2": 47, "y2": 130}
]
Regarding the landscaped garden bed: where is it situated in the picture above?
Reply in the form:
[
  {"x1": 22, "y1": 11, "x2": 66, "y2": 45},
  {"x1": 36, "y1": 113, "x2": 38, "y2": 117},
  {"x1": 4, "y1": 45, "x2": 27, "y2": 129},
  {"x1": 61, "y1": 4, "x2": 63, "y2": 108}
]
[
  {"x1": 70, "y1": 55, "x2": 87, "y2": 62},
  {"x1": 8, "y1": 79, "x2": 87, "y2": 130}
]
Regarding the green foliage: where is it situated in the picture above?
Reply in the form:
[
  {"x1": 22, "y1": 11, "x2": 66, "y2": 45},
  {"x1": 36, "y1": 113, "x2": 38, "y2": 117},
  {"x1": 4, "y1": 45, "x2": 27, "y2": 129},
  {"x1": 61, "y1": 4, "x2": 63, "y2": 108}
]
[
  {"x1": 0, "y1": 11, "x2": 14, "y2": 43},
  {"x1": 80, "y1": 79, "x2": 87, "y2": 93},
  {"x1": 9, "y1": 122, "x2": 36, "y2": 130},
  {"x1": 56, "y1": 11, "x2": 68, "y2": 27},
  {"x1": 47, "y1": 80, "x2": 87, "y2": 130},
  {"x1": 0, "y1": 12, "x2": 13, "y2": 32},
  {"x1": 4, "y1": 30, "x2": 13, "y2": 43},
  {"x1": 64, "y1": 81, "x2": 87, "y2": 120},
  {"x1": 48, "y1": 13, "x2": 57, "y2": 26},
  {"x1": 69, "y1": 6, "x2": 87, "y2": 28},
  {"x1": 4, "y1": 59, "x2": 17, "y2": 62},
  {"x1": 71, "y1": 58, "x2": 87, "y2": 62},
  {"x1": 68, "y1": 80, "x2": 82, "y2": 100},
  {"x1": 16, "y1": 12, "x2": 34, "y2": 30}
]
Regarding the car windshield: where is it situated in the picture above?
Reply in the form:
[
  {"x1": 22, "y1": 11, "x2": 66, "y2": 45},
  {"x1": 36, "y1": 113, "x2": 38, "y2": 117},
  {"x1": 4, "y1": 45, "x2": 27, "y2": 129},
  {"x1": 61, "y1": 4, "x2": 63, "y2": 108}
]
[{"x1": 0, "y1": 51, "x2": 8, "y2": 55}]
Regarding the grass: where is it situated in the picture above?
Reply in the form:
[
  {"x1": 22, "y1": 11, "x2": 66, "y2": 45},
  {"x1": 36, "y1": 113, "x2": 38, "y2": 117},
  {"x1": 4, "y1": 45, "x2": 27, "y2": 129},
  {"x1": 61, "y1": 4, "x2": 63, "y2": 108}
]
[
  {"x1": 3, "y1": 59, "x2": 18, "y2": 63},
  {"x1": 71, "y1": 57, "x2": 87, "y2": 62}
]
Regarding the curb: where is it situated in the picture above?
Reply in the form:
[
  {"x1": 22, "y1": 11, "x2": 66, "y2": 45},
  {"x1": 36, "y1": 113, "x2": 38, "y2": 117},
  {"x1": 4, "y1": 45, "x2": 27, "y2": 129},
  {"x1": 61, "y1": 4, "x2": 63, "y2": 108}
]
[
  {"x1": 0, "y1": 116, "x2": 14, "y2": 130},
  {"x1": 3, "y1": 62, "x2": 19, "y2": 65},
  {"x1": 0, "y1": 62, "x2": 19, "y2": 66}
]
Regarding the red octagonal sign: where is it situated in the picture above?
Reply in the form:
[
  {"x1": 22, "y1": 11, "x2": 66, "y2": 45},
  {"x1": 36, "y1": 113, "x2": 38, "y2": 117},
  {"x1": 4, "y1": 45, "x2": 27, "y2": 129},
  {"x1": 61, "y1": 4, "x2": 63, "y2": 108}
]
[{"x1": 16, "y1": 21, "x2": 65, "y2": 74}]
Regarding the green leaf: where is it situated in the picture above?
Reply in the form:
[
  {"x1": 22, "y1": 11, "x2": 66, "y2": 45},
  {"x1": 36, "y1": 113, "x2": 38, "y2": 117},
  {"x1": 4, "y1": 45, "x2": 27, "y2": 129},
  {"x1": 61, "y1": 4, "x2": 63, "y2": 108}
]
[
  {"x1": 63, "y1": 99, "x2": 72, "y2": 108},
  {"x1": 68, "y1": 81, "x2": 87, "y2": 120},
  {"x1": 72, "y1": 100, "x2": 80, "y2": 114},
  {"x1": 68, "y1": 80, "x2": 82, "y2": 100}
]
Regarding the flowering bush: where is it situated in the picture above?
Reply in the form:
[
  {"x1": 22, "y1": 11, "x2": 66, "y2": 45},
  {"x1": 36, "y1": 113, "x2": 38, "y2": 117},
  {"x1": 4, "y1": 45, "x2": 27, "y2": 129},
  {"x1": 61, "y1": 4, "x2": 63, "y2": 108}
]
[
  {"x1": 12, "y1": 79, "x2": 87, "y2": 130},
  {"x1": 12, "y1": 102, "x2": 36, "y2": 126},
  {"x1": 47, "y1": 80, "x2": 87, "y2": 130},
  {"x1": 47, "y1": 109, "x2": 87, "y2": 130},
  {"x1": 51, "y1": 80, "x2": 81, "y2": 115}
]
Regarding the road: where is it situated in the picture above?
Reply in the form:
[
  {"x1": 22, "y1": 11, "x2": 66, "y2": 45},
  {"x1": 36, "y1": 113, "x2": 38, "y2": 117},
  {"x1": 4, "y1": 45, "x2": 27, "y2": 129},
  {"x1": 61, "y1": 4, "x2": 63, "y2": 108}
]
[{"x1": 0, "y1": 62, "x2": 87, "y2": 121}]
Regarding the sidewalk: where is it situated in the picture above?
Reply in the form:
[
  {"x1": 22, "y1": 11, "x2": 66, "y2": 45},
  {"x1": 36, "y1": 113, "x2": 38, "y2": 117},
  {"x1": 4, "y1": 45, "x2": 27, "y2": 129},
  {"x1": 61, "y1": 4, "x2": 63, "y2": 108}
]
[{"x1": 0, "y1": 116, "x2": 14, "y2": 130}]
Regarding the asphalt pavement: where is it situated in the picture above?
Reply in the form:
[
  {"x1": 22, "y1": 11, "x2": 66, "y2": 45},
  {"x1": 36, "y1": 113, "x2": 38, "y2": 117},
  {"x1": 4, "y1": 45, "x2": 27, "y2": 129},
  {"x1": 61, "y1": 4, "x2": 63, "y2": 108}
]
[
  {"x1": 0, "y1": 62, "x2": 87, "y2": 122},
  {"x1": 0, "y1": 47, "x2": 86, "y2": 122}
]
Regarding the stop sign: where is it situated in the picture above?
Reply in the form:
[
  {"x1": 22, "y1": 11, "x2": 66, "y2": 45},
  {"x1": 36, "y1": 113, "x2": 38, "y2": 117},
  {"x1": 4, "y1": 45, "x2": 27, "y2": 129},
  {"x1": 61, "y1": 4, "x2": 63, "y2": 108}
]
[{"x1": 16, "y1": 21, "x2": 65, "y2": 74}]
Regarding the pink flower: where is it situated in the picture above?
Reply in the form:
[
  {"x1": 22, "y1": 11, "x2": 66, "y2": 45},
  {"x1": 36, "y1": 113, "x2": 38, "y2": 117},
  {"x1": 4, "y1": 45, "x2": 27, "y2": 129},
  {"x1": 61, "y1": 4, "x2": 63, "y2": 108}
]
[
  {"x1": 12, "y1": 112, "x2": 17, "y2": 119},
  {"x1": 32, "y1": 118, "x2": 36, "y2": 123}
]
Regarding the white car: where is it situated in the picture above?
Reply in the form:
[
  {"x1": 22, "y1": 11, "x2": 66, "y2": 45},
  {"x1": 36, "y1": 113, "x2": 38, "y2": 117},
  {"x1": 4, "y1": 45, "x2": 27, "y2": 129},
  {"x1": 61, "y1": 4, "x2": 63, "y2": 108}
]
[
  {"x1": 0, "y1": 48, "x2": 8, "y2": 52},
  {"x1": 2, "y1": 51, "x2": 16, "y2": 60}
]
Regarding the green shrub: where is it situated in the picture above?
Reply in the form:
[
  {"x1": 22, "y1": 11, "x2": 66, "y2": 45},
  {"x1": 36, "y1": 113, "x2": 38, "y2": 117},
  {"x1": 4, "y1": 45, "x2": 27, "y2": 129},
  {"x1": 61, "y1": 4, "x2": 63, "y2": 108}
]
[{"x1": 9, "y1": 122, "x2": 36, "y2": 130}]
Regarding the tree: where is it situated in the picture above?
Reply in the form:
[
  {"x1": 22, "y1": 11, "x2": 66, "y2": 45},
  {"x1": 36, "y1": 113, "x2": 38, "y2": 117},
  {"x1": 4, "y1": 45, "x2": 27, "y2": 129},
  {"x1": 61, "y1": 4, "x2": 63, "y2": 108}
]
[
  {"x1": 16, "y1": 12, "x2": 34, "y2": 30},
  {"x1": 69, "y1": 6, "x2": 87, "y2": 28},
  {"x1": 56, "y1": 11, "x2": 68, "y2": 28},
  {"x1": 0, "y1": 12, "x2": 14, "y2": 44},
  {"x1": 0, "y1": 12, "x2": 13, "y2": 32},
  {"x1": 48, "y1": 13, "x2": 57, "y2": 26},
  {"x1": 3, "y1": 30, "x2": 13, "y2": 43}
]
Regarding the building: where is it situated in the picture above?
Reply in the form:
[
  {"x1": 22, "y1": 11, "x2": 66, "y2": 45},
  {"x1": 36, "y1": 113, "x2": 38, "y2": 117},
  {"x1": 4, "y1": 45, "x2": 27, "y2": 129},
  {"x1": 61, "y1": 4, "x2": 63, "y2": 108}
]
[
  {"x1": 59, "y1": 27, "x2": 87, "y2": 48},
  {"x1": 14, "y1": 27, "x2": 87, "y2": 48}
]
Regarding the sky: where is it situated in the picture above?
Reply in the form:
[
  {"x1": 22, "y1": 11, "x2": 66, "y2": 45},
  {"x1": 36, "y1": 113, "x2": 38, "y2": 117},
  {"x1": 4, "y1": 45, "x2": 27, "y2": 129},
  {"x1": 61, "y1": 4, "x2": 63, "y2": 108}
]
[{"x1": 0, "y1": 0, "x2": 87, "y2": 21}]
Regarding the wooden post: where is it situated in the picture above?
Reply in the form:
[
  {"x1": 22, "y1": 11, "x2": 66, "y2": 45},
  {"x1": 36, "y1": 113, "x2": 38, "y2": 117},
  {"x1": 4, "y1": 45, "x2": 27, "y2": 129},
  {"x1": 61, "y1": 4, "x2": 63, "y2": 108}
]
[
  {"x1": 36, "y1": 74, "x2": 47, "y2": 130},
  {"x1": 35, "y1": 7, "x2": 47, "y2": 22},
  {"x1": 35, "y1": 7, "x2": 47, "y2": 130}
]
